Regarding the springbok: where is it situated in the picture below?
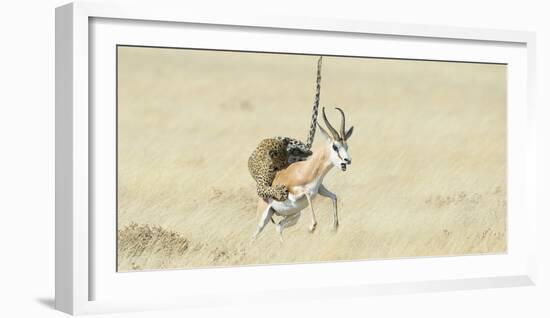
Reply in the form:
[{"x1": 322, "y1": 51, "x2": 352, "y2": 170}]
[{"x1": 252, "y1": 107, "x2": 354, "y2": 241}]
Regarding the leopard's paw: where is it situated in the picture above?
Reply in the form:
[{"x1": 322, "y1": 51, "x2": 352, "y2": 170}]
[{"x1": 273, "y1": 185, "x2": 289, "y2": 201}]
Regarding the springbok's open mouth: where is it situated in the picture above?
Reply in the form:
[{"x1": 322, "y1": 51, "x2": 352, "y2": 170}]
[{"x1": 341, "y1": 163, "x2": 347, "y2": 171}]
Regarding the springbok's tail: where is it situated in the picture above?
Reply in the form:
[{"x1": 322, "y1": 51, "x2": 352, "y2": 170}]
[{"x1": 305, "y1": 56, "x2": 323, "y2": 149}]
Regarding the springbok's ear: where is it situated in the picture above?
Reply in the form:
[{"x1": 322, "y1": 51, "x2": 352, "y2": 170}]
[
  {"x1": 344, "y1": 126, "x2": 354, "y2": 140},
  {"x1": 317, "y1": 123, "x2": 331, "y2": 141}
]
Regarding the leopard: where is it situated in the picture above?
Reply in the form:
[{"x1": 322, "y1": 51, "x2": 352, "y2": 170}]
[
  {"x1": 247, "y1": 56, "x2": 323, "y2": 202},
  {"x1": 247, "y1": 138, "x2": 293, "y2": 201}
]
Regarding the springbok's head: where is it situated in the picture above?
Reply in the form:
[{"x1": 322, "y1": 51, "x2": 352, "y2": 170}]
[{"x1": 318, "y1": 107, "x2": 354, "y2": 171}]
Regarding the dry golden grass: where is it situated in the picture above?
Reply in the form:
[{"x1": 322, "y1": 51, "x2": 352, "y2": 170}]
[{"x1": 117, "y1": 47, "x2": 507, "y2": 271}]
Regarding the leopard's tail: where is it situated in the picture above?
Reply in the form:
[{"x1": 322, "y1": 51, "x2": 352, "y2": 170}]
[{"x1": 305, "y1": 56, "x2": 322, "y2": 149}]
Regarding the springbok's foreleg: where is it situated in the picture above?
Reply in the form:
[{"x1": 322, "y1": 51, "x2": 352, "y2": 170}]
[
  {"x1": 252, "y1": 203, "x2": 274, "y2": 240},
  {"x1": 319, "y1": 184, "x2": 338, "y2": 230},
  {"x1": 276, "y1": 212, "x2": 301, "y2": 242},
  {"x1": 304, "y1": 193, "x2": 317, "y2": 233}
]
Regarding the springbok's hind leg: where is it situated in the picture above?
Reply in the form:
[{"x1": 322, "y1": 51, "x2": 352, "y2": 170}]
[
  {"x1": 319, "y1": 184, "x2": 338, "y2": 231},
  {"x1": 276, "y1": 212, "x2": 301, "y2": 242},
  {"x1": 252, "y1": 203, "x2": 274, "y2": 241}
]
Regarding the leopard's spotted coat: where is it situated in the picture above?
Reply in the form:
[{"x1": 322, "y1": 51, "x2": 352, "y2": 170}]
[{"x1": 247, "y1": 138, "x2": 293, "y2": 201}]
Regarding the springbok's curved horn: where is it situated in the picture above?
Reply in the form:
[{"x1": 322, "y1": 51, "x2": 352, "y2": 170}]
[
  {"x1": 322, "y1": 107, "x2": 341, "y2": 140},
  {"x1": 335, "y1": 107, "x2": 346, "y2": 140}
]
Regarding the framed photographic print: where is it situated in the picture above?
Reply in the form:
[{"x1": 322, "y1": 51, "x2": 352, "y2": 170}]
[{"x1": 55, "y1": 2, "x2": 537, "y2": 315}]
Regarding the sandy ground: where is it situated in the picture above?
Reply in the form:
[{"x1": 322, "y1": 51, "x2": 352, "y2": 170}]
[{"x1": 116, "y1": 46, "x2": 507, "y2": 271}]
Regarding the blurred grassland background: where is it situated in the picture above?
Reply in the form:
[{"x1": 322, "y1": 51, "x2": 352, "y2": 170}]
[{"x1": 117, "y1": 46, "x2": 506, "y2": 271}]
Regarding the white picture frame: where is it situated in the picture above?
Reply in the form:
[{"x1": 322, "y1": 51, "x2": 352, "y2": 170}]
[{"x1": 55, "y1": 1, "x2": 537, "y2": 315}]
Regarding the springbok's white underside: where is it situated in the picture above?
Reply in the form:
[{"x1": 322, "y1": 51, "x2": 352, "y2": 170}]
[{"x1": 270, "y1": 176, "x2": 325, "y2": 216}]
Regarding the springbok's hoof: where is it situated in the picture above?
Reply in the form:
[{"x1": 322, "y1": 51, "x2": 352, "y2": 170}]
[{"x1": 309, "y1": 223, "x2": 317, "y2": 233}]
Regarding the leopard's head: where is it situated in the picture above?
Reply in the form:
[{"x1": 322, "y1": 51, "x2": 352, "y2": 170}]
[{"x1": 268, "y1": 143, "x2": 289, "y2": 170}]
